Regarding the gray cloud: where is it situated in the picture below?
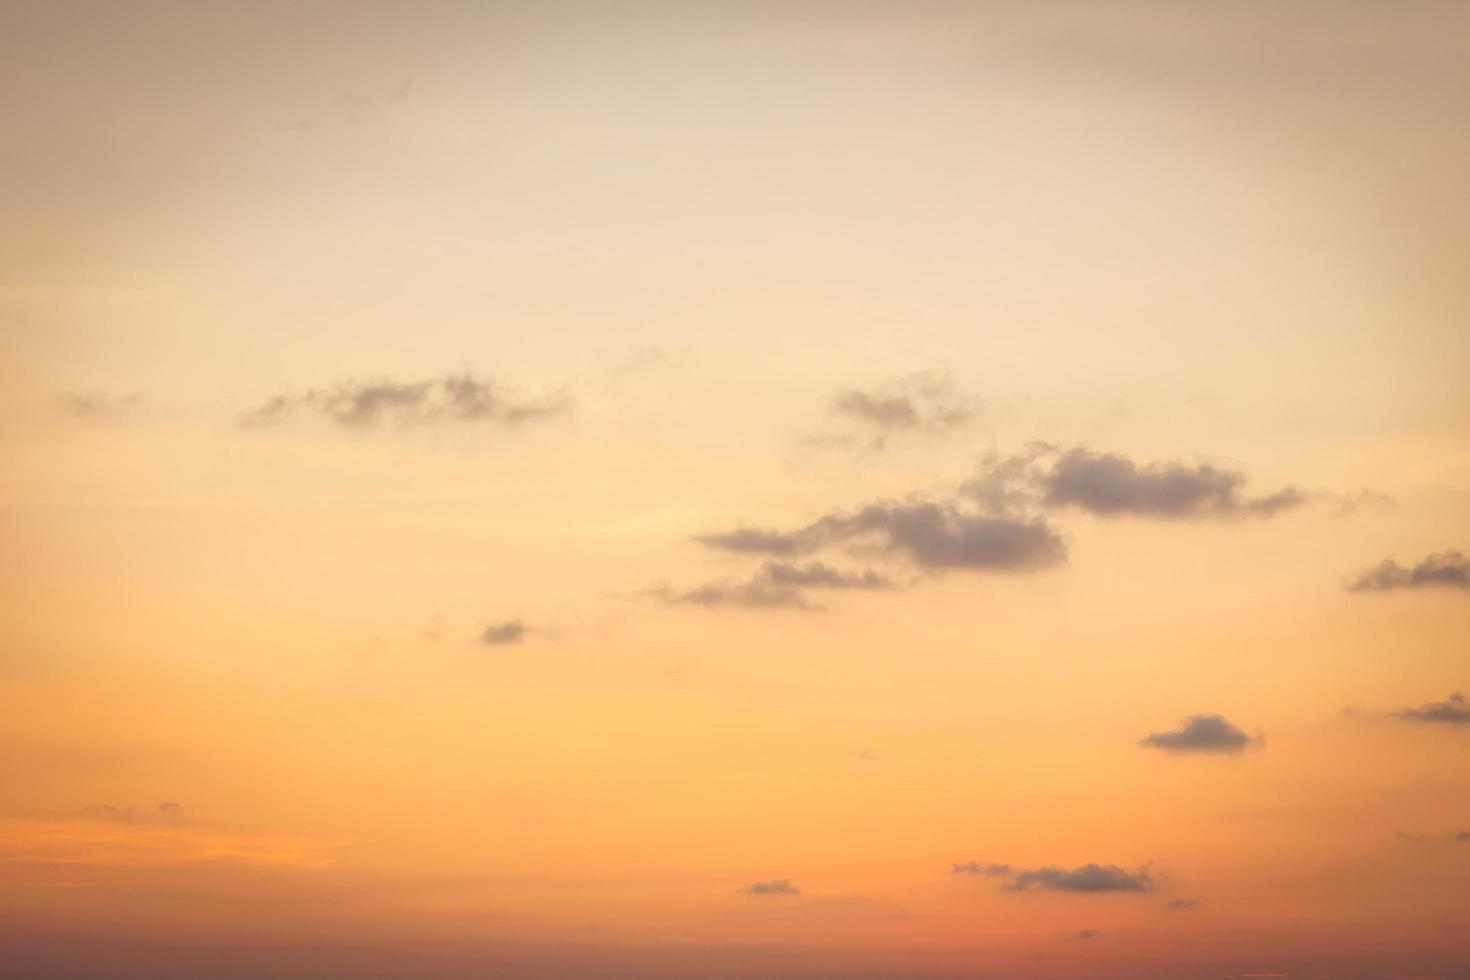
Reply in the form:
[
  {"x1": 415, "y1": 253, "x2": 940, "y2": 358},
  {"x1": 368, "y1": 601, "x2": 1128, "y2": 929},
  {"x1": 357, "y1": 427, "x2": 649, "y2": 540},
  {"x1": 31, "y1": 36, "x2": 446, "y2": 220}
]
[
  {"x1": 1164, "y1": 899, "x2": 1200, "y2": 910},
  {"x1": 1003, "y1": 863, "x2": 1154, "y2": 893},
  {"x1": 479, "y1": 620, "x2": 529, "y2": 646},
  {"x1": 57, "y1": 390, "x2": 144, "y2": 417},
  {"x1": 1076, "y1": 929, "x2": 1099, "y2": 940},
  {"x1": 1458, "y1": 831, "x2": 1470, "y2": 842},
  {"x1": 975, "y1": 446, "x2": 1307, "y2": 521},
  {"x1": 698, "y1": 503, "x2": 1066, "y2": 574},
  {"x1": 648, "y1": 560, "x2": 899, "y2": 612},
  {"x1": 816, "y1": 372, "x2": 975, "y2": 452},
  {"x1": 1395, "y1": 692, "x2": 1470, "y2": 726},
  {"x1": 1347, "y1": 551, "x2": 1470, "y2": 594},
  {"x1": 1140, "y1": 714, "x2": 1258, "y2": 754},
  {"x1": 744, "y1": 879, "x2": 800, "y2": 896},
  {"x1": 952, "y1": 861, "x2": 1013, "y2": 877},
  {"x1": 241, "y1": 372, "x2": 571, "y2": 431}
]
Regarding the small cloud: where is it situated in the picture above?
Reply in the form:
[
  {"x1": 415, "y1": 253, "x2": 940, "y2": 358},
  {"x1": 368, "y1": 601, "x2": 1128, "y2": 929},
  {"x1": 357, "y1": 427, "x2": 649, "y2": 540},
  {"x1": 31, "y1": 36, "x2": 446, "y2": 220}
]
[
  {"x1": 1076, "y1": 929, "x2": 1099, "y2": 940},
  {"x1": 814, "y1": 371, "x2": 975, "y2": 452},
  {"x1": 853, "y1": 749, "x2": 879, "y2": 762},
  {"x1": 1457, "y1": 831, "x2": 1470, "y2": 842},
  {"x1": 240, "y1": 372, "x2": 570, "y2": 432},
  {"x1": 972, "y1": 446, "x2": 1306, "y2": 521},
  {"x1": 1394, "y1": 692, "x2": 1470, "y2": 726},
  {"x1": 744, "y1": 879, "x2": 800, "y2": 896},
  {"x1": 1346, "y1": 551, "x2": 1470, "y2": 594},
  {"x1": 57, "y1": 390, "x2": 144, "y2": 417},
  {"x1": 157, "y1": 802, "x2": 182, "y2": 816},
  {"x1": 647, "y1": 560, "x2": 899, "y2": 613},
  {"x1": 1164, "y1": 899, "x2": 1200, "y2": 910},
  {"x1": 952, "y1": 861, "x2": 1013, "y2": 877},
  {"x1": 478, "y1": 620, "x2": 529, "y2": 646},
  {"x1": 1140, "y1": 715, "x2": 1260, "y2": 754},
  {"x1": 1003, "y1": 863, "x2": 1154, "y2": 893}
]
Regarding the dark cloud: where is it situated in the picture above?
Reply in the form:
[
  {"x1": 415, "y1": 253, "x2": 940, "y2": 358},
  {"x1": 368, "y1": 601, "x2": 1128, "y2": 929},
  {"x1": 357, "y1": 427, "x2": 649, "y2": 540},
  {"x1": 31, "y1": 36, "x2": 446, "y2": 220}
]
[
  {"x1": 1346, "y1": 551, "x2": 1470, "y2": 594},
  {"x1": 1394, "y1": 692, "x2": 1470, "y2": 726},
  {"x1": 1076, "y1": 929, "x2": 1099, "y2": 940},
  {"x1": 952, "y1": 861, "x2": 1013, "y2": 877},
  {"x1": 1140, "y1": 714, "x2": 1258, "y2": 754},
  {"x1": 962, "y1": 445, "x2": 1306, "y2": 521},
  {"x1": 647, "y1": 560, "x2": 898, "y2": 612},
  {"x1": 698, "y1": 503, "x2": 1066, "y2": 574},
  {"x1": 1037, "y1": 448, "x2": 1303, "y2": 520},
  {"x1": 1003, "y1": 863, "x2": 1155, "y2": 893},
  {"x1": 240, "y1": 372, "x2": 571, "y2": 431},
  {"x1": 1164, "y1": 899, "x2": 1201, "y2": 910},
  {"x1": 57, "y1": 390, "x2": 143, "y2": 417},
  {"x1": 478, "y1": 620, "x2": 529, "y2": 646},
  {"x1": 744, "y1": 879, "x2": 800, "y2": 896},
  {"x1": 817, "y1": 372, "x2": 974, "y2": 451},
  {"x1": 1458, "y1": 831, "x2": 1470, "y2": 842}
]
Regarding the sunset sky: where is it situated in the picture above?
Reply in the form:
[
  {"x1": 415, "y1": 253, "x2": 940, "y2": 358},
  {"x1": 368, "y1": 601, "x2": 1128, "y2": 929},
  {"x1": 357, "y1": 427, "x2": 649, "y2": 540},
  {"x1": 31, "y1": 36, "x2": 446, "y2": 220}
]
[{"x1": 3, "y1": 3, "x2": 1469, "y2": 978}]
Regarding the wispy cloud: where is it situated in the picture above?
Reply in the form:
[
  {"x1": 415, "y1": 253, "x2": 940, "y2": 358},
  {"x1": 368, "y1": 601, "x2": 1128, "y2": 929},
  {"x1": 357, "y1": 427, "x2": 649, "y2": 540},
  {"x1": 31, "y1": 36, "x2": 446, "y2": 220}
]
[
  {"x1": 806, "y1": 371, "x2": 975, "y2": 453},
  {"x1": 241, "y1": 372, "x2": 570, "y2": 431},
  {"x1": 743, "y1": 879, "x2": 800, "y2": 896},
  {"x1": 954, "y1": 860, "x2": 1155, "y2": 893},
  {"x1": 56, "y1": 390, "x2": 144, "y2": 417},
  {"x1": 1394, "y1": 692, "x2": 1470, "y2": 726},
  {"x1": 1347, "y1": 551, "x2": 1470, "y2": 594},
  {"x1": 646, "y1": 560, "x2": 899, "y2": 612}
]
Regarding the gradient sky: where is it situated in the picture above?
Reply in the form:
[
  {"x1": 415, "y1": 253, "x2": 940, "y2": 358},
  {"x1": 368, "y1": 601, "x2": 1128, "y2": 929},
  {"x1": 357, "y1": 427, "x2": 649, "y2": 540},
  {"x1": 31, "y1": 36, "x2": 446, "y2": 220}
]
[{"x1": 3, "y1": 3, "x2": 1470, "y2": 979}]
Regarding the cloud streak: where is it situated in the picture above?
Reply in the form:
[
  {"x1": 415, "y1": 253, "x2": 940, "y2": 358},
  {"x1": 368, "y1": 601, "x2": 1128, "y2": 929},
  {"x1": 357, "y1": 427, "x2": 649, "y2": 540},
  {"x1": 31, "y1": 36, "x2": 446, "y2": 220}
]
[
  {"x1": 647, "y1": 560, "x2": 899, "y2": 612},
  {"x1": 241, "y1": 372, "x2": 570, "y2": 431},
  {"x1": 1347, "y1": 551, "x2": 1470, "y2": 594},
  {"x1": 1394, "y1": 692, "x2": 1470, "y2": 726}
]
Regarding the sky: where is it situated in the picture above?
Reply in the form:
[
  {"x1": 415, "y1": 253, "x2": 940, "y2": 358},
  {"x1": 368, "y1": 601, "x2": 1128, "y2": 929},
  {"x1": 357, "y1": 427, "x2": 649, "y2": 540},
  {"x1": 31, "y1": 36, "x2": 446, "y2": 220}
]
[{"x1": 2, "y1": 2, "x2": 1469, "y2": 978}]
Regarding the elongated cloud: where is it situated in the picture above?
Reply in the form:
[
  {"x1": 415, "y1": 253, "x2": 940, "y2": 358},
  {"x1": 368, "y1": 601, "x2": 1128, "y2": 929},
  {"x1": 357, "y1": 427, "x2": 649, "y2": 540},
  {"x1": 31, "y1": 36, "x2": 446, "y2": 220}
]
[
  {"x1": 1165, "y1": 899, "x2": 1201, "y2": 910},
  {"x1": 57, "y1": 390, "x2": 144, "y2": 417},
  {"x1": 1140, "y1": 714, "x2": 1259, "y2": 754},
  {"x1": 966, "y1": 446, "x2": 1305, "y2": 521},
  {"x1": 698, "y1": 503, "x2": 1066, "y2": 573},
  {"x1": 744, "y1": 879, "x2": 799, "y2": 895},
  {"x1": 648, "y1": 560, "x2": 898, "y2": 611},
  {"x1": 241, "y1": 372, "x2": 570, "y2": 430},
  {"x1": 1003, "y1": 863, "x2": 1155, "y2": 893},
  {"x1": 1395, "y1": 692, "x2": 1470, "y2": 725},
  {"x1": 1347, "y1": 551, "x2": 1470, "y2": 594},
  {"x1": 479, "y1": 621, "x2": 529, "y2": 645},
  {"x1": 951, "y1": 861, "x2": 1012, "y2": 877}
]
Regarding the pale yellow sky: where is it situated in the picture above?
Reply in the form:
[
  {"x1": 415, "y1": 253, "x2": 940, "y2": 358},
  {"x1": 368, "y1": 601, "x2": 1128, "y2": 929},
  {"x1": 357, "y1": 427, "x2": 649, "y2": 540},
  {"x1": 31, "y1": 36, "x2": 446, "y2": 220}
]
[{"x1": 2, "y1": 3, "x2": 1469, "y2": 978}]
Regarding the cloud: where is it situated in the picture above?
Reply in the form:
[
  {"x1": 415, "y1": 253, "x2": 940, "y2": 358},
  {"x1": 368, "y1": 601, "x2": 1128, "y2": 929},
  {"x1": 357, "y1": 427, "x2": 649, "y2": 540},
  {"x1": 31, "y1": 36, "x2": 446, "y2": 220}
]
[
  {"x1": 478, "y1": 621, "x2": 529, "y2": 645},
  {"x1": 240, "y1": 372, "x2": 571, "y2": 431},
  {"x1": 952, "y1": 861, "x2": 1013, "y2": 877},
  {"x1": 812, "y1": 371, "x2": 975, "y2": 452},
  {"x1": 1458, "y1": 831, "x2": 1470, "y2": 842},
  {"x1": 1076, "y1": 929, "x2": 1099, "y2": 940},
  {"x1": 744, "y1": 879, "x2": 800, "y2": 896},
  {"x1": 698, "y1": 503, "x2": 1066, "y2": 574},
  {"x1": 1164, "y1": 899, "x2": 1201, "y2": 910},
  {"x1": 1346, "y1": 551, "x2": 1470, "y2": 594},
  {"x1": 57, "y1": 390, "x2": 143, "y2": 417},
  {"x1": 968, "y1": 446, "x2": 1305, "y2": 521},
  {"x1": 1394, "y1": 692, "x2": 1470, "y2": 726},
  {"x1": 1003, "y1": 863, "x2": 1155, "y2": 893},
  {"x1": 647, "y1": 560, "x2": 898, "y2": 612},
  {"x1": 1140, "y1": 715, "x2": 1259, "y2": 754}
]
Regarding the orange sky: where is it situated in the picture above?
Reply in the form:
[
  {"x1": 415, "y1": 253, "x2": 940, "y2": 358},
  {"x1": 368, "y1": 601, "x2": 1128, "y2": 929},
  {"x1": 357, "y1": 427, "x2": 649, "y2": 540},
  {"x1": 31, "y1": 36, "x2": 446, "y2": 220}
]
[{"x1": 2, "y1": 3, "x2": 1469, "y2": 979}]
